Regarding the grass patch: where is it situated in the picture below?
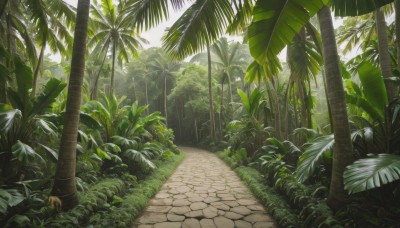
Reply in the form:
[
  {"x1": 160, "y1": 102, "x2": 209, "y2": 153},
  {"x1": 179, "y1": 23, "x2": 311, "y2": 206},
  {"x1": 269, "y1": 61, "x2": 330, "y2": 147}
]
[
  {"x1": 87, "y1": 151, "x2": 185, "y2": 227},
  {"x1": 217, "y1": 151, "x2": 299, "y2": 227}
]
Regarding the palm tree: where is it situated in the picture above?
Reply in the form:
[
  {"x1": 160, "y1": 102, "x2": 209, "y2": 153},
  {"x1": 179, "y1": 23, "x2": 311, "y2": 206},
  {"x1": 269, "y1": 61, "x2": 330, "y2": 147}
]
[
  {"x1": 317, "y1": 6, "x2": 354, "y2": 210},
  {"x1": 375, "y1": 8, "x2": 396, "y2": 101},
  {"x1": 50, "y1": 0, "x2": 90, "y2": 211},
  {"x1": 25, "y1": 0, "x2": 75, "y2": 96},
  {"x1": 148, "y1": 52, "x2": 180, "y2": 127},
  {"x1": 88, "y1": 0, "x2": 146, "y2": 95}
]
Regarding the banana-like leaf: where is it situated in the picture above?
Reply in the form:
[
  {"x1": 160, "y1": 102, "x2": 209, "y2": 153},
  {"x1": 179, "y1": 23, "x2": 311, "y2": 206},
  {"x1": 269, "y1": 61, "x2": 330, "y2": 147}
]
[
  {"x1": 296, "y1": 134, "x2": 334, "y2": 182},
  {"x1": 112, "y1": 135, "x2": 137, "y2": 148},
  {"x1": 0, "y1": 189, "x2": 26, "y2": 215},
  {"x1": 332, "y1": 0, "x2": 393, "y2": 17},
  {"x1": 79, "y1": 112, "x2": 102, "y2": 129},
  {"x1": 14, "y1": 58, "x2": 33, "y2": 108},
  {"x1": 357, "y1": 61, "x2": 387, "y2": 115},
  {"x1": 124, "y1": 149, "x2": 156, "y2": 169},
  {"x1": 38, "y1": 144, "x2": 58, "y2": 162},
  {"x1": 0, "y1": 109, "x2": 22, "y2": 134},
  {"x1": 237, "y1": 89, "x2": 250, "y2": 113},
  {"x1": 346, "y1": 93, "x2": 383, "y2": 121},
  {"x1": 32, "y1": 78, "x2": 67, "y2": 115},
  {"x1": 248, "y1": 0, "x2": 325, "y2": 66},
  {"x1": 344, "y1": 154, "x2": 400, "y2": 194},
  {"x1": 12, "y1": 141, "x2": 45, "y2": 164}
]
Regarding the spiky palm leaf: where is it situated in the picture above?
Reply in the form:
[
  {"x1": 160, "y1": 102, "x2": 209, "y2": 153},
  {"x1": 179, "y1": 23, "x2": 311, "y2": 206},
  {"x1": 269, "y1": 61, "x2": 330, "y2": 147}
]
[
  {"x1": 296, "y1": 134, "x2": 334, "y2": 183},
  {"x1": 162, "y1": 0, "x2": 234, "y2": 59},
  {"x1": 332, "y1": 0, "x2": 393, "y2": 16}
]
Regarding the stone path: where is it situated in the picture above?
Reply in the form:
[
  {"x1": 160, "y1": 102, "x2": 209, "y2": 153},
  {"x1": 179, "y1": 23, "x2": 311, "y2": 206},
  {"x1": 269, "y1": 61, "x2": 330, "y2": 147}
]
[{"x1": 133, "y1": 147, "x2": 277, "y2": 228}]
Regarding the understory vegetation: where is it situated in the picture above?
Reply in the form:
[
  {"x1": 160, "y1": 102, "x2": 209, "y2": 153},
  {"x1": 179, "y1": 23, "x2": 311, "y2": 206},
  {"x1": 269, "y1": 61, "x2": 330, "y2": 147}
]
[{"x1": 2, "y1": 0, "x2": 400, "y2": 227}]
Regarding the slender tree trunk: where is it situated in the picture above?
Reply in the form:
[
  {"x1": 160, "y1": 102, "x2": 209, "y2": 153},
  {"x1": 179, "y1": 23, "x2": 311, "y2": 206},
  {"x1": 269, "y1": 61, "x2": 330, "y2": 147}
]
[
  {"x1": 375, "y1": 9, "x2": 396, "y2": 101},
  {"x1": 164, "y1": 75, "x2": 168, "y2": 127},
  {"x1": 0, "y1": 0, "x2": 9, "y2": 18},
  {"x1": 207, "y1": 45, "x2": 215, "y2": 141},
  {"x1": 90, "y1": 52, "x2": 108, "y2": 100},
  {"x1": 318, "y1": 6, "x2": 354, "y2": 211},
  {"x1": 194, "y1": 119, "x2": 199, "y2": 144},
  {"x1": 32, "y1": 42, "x2": 46, "y2": 96},
  {"x1": 110, "y1": 40, "x2": 116, "y2": 96},
  {"x1": 176, "y1": 104, "x2": 182, "y2": 139},
  {"x1": 145, "y1": 79, "x2": 149, "y2": 115},
  {"x1": 396, "y1": 0, "x2": 400, "y2": 95},
  {"x1": 51, "y1": 0, "x2": 90, "y2": 211},
  {"x1": 227, "y1": 73, "x2": 233, "y2": 104}
]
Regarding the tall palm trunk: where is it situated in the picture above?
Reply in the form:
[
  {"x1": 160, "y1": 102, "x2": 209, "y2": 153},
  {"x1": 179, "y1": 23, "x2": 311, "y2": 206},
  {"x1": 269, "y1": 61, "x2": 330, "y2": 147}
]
[
  {"x1": 375, "y1": 9, "x2": 396, "y2": 101},
  {"x1": 164, "y1": 74, "x2": 168, "y2": 127},
  {"x1": 318, "y1": 6, "x2": 353, "y2": 211},
  {"x1": 207, "y1": 45, "x2": 215, "y2": 141},
  {"x1": 110, "y1": 40, "x2": 116, "y2": 96},
  {"x1": 32, "y1": 41, "x2": 46, "y2": 96},
  {"x1": 90, "y1": 52, "x2": 108, "y2": 100},
  {"x1": 145, "y1": 79, "x2": 149, "y2": 115},
  {"x1": 396, "y1": 0, "x2": 400, "y2": 96},
  {"x1": 51, "y1": 0, "x2": 90, "y2": 211}
]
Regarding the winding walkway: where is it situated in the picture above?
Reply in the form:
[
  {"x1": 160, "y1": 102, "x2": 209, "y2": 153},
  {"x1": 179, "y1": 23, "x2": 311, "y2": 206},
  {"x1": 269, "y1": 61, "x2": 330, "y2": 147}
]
[{"x1": 133, "y1": 147, "x2": 277, "y2": 228}]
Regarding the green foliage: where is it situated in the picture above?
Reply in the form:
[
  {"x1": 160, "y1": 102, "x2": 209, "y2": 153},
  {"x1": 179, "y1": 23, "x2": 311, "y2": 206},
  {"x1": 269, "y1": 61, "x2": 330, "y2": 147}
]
[
  {"x1": 248, "y1": 0, "x2": 325, "y2": 74},
  {"x1": 344, "y1": 154, "x2": 400, "y2": 194},
  {"x1": 47, "y1": 178, "x2": 127, "y2": 227},
  {"x1": 296, "y1": 135, "x2": 334, "y2": 183}
]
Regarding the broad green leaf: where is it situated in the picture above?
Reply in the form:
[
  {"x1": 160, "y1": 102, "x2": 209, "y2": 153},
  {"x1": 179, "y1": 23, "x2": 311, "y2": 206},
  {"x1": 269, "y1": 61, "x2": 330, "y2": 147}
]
[
  {"x1": 358, "y1": 61, "x2": 387, "y2": 115},
  {"x1": 38, "y1": 143, "x2": 58, "y2": 162},
  {"x1": 32, "y1": 78, "x2": 67, "y2": 115},
  {"x1": 14, "y1": 58, "x2": 33, "y2": 106},
  {"x1": 96, "y1": 148, "x2": 111, "y2": 160},
  {"x1": 248, "y1": 0, "x2": 325, "y2": 67},
  {"x1": 237, "y1": 89, "x2": 250, "y2": 113},
  {"x1": 124, "y1": 149, "x2": 156, "y2": 169},
  {"x1": 12, "y1": 141, "x2": 45, "y2": 164},
  {"x1": 296, "y1": 134, "x2": 334, "y2": 182},
  {"x1": 332, "y1": 0, "x2": 393, "y2": 16},
  {"x1": 0, "y1": 189, "x2": 26, "y2": 215},
  {"x1": 80, "y1": 112, "x2": 102, "y2": 129},
  {"x1": 0, "y1": 109, "x2": 22, "y2": 134},
  {"x1": 344, "y1": 154, "x2": 400, "y2": 194},
  {"x1": 346, "y1": 93, "x2": 383, "y2": 121}
]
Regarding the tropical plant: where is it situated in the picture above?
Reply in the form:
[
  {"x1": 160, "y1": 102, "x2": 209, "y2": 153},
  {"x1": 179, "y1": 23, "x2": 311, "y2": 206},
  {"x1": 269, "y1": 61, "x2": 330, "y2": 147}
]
[{"x1": 0, "y1": 58, "x2": 66, "y2": 185}]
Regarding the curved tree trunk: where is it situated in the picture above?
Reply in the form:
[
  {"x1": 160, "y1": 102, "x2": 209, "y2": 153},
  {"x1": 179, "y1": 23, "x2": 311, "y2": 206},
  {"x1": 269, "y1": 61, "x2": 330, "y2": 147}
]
[
  {"x1": 207, "y1": 45, "x2": 215, "y2": 141},
  {"x1": 145, "y1": 79, "x2": 149, "y2": 114},
  {"x1": 90, "y1": 52, "x2": 108, "y2": 100},
  {"x1": 318, "y1": 6, "x2": 354, "y2": 211},
  {"x1": 375, "y1": 8, "x2": 396, "y2": 102},
  {"x1": 110, "y1": 40, "x2": 116, "y2": 96},
  {"x1": 396, "y1": 0, "x2": 400, "y2": 96},
  {"x1": 51, "y1": 0, "x2": 90, "y2": 211},
  {"x1": 164, "y1": 74, "x2": 168, "y2": 127},
  {"x1": 32, "y1": 41, "x2": 46, "y2": 96}
]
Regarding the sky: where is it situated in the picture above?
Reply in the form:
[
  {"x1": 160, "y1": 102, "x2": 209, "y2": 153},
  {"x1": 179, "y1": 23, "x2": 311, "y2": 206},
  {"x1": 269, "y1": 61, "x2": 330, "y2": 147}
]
[
  {"x1": 63, "y1": 0, "x2": 188, "y2": 48},
  {"x1": 60, "y1": 1, "x2": 350, "y2": 62}
]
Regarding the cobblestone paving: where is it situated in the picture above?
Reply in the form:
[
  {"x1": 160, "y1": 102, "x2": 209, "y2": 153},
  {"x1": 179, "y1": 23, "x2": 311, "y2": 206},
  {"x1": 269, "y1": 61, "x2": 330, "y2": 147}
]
[{"x1": 133, "y1": 147, "x2": 277, "y2": 228}]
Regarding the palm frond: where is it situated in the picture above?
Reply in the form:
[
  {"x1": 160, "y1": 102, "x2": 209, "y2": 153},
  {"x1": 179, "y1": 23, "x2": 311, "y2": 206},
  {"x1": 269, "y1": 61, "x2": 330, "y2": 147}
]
[
  {"x1": 162, "y1": 0, "x2": 234, "y2": 60},
  {"x1": 344, "y1": 154, "x2": 400, "y2": 194}
]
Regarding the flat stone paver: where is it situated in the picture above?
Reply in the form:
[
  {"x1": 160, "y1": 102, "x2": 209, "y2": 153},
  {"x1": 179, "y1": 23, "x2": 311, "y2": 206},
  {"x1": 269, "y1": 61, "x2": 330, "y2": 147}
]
[{"x1": 132, "y1": 147, "x2": 278, "y2": 228}]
